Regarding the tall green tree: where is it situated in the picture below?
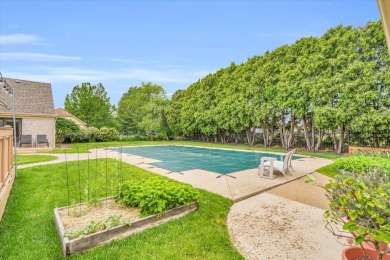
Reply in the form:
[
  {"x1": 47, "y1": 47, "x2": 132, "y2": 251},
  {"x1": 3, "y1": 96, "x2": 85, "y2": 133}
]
[
  {"x1": 351, "y1": 20, "x2": 390, "y2": 147},
  {"x1": 117, "y1": 82, "x2": 168, "y2": 136},
  {"x1": 64, "y1": 82, "x2": 116, "y2": 129}
]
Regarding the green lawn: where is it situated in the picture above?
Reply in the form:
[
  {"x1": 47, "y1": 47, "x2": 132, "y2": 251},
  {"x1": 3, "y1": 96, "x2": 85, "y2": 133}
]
[
  {"x1": 17, "y1": 155, "x2": 58, "y2": 165},
  {"x1": 316, "y1": 163, "x2": 339, "y2": 178},
  {"x1": 0, "y1": 159, "x2": 243, "y2": 259}
]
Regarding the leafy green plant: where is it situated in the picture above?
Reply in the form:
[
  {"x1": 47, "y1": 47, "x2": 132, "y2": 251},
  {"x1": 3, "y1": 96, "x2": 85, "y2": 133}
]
[
  {"x1": 97, "y1": 127, "x2": 119, "y2": 142},
  {"x1": 55, "y1": 117, "x2": 81, "y2": 144},
  {"x1": 334, "y1": 156, "x2": 390, "y2": 174},
  {"x1": 64, "y1": 214, "x2": 130, "y2": 239},
  {"x1": 116, "y1": 177, "x2": 199, "y2": 217},
  {"x1": 306, "y1": 170, "x2": 390, "y2": 260}
]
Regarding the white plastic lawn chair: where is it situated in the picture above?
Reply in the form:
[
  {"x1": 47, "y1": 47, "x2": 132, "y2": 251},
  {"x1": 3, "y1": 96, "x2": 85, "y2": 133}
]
[{"x1": 258, "y1": 149, "x2": 296, "y2": 179}]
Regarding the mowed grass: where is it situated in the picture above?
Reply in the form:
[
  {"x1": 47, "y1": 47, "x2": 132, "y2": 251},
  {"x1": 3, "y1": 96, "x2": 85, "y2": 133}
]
[
  {"x1": 316, "y1": 163, "x2": 339, "y2": 178},
  {"x1": 17, "y1": 154, "x2": 58, "y2": 165},
  {"x1": 0, "y1": 159, "x2": 243, "y2": 259}
]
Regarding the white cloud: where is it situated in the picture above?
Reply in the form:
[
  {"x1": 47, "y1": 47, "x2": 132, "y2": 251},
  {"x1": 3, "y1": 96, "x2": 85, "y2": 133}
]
[
  {"x1": 0, "y1": 34, "x2": 43, "y2": 45},
  {"x1": 116, "y1": 68, "x2": 210, "y2": 83},
  {"x1": 108, "y1": 58, "x2": 147, "y2": 64},
  {"x1": 0, "y1": 52, "x2": 82, "y2": 62},
  {"x1": 2, "y1": 66, "x2": 211, "y2": 85}
]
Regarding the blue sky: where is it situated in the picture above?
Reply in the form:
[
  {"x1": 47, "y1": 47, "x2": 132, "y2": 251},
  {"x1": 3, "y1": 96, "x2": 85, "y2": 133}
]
[{"x1": 0, "y1": 0, "x2": 381, "y2": 108}]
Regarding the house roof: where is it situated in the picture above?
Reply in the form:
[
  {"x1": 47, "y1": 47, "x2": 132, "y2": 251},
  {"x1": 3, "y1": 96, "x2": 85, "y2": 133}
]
[
  {"x1": 56, "y1": 108, "x2": 74, "y2": 117},
  {"x1": 0, "y1": 77, "x2": 55, "y2": 115},
  {"x1": 55, "y1": 108, "x2": 87, "y2": 126}
]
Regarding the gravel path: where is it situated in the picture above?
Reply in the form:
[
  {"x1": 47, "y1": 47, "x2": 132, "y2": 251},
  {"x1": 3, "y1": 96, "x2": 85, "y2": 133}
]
[{"x1": 227, "y1": 173, "x2": 345, "y2": 260}]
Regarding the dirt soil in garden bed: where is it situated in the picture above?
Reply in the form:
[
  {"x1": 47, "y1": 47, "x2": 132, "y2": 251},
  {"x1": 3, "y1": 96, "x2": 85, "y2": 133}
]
[{"x1": 58, "y1": 199, "x2": 140, "y2": 232}]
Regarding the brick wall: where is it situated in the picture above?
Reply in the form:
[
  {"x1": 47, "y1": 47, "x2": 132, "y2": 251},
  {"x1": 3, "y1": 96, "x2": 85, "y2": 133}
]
[{"x1": 22, "y1": 118, "x2": 55, "y2": 147}]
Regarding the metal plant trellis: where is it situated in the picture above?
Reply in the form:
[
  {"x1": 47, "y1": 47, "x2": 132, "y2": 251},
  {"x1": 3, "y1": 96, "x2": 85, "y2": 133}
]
[{"x1": 63, "y1": 145, "x2": 124, "y2": 215}]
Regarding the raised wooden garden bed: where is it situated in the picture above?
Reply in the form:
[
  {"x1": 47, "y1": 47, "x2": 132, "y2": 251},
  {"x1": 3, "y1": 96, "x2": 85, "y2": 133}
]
[{"x1": 54, "y1": 198, "x2": 198, "y2": 255}]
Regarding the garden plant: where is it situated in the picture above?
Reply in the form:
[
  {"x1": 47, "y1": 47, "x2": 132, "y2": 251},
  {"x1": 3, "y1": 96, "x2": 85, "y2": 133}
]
[{"x1": 306, "y1": 169, "x2": 390, "y2": 260}]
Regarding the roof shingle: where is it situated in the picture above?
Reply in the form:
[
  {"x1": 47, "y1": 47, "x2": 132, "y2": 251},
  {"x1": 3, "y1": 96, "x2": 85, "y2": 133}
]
[{"x1": 0, "y1": 77, "x2": 55, "y2": 115}]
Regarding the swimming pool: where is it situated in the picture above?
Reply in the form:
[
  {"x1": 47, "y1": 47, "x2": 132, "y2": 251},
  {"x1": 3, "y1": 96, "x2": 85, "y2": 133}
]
[{"x1": 109, "y1": 145, "x2": 301, "y2": 175}]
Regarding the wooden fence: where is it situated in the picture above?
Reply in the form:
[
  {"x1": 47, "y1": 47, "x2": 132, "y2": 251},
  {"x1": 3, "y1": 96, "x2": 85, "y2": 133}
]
[
  {"x1": 349, "y1": 145, "x2": 390, "y2": 154},
  {"x1": 0, "y1": 127, "x2": 15, "y2": 221}
]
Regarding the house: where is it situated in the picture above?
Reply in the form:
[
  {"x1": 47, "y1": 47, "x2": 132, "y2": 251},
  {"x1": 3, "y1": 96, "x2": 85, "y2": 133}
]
[
  {"x1": 0, "y1": 77, "x2": 56, "y2": 149},
  {"x1": 55, "y1": 108, "x2": 87, "y2": 128}
]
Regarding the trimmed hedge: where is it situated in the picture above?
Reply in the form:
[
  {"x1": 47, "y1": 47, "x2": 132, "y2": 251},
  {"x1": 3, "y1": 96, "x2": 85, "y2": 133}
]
[{"x1": 116, "y1": 177, "x2": 199, "y2": 217}]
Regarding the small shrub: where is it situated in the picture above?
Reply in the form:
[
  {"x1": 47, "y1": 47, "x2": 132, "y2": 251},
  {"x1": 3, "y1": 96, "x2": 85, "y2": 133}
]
[
  {"x1": 71, "y1": 127, "x2": 101, "y2": 143},
  {"x1": 119, "y1": 134, "x2": 149, "y2": 142},
  {"x1": 174, "y1": 135, "x2": 186, "y2": 141},
  {"x1": 324, "y1": 148, "x2": 333, "y2": 153},
  {"x1": 335, "y1": 156, "x2": 390, "y2": 174},
  {"x1": 97, "y1": 127, "x2": 119, "y2": 142},
  {"x1": 116, "y1": 177, "x2": 199, "y2": 217},
  {"x1": 56, "y1": 117, "x2": 80, "y2": 143}
]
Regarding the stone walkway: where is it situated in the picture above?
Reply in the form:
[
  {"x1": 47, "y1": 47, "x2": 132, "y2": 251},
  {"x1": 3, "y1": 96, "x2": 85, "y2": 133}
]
[{"x1": 18, "y1": 147, "x2": 345, "y2": 259}]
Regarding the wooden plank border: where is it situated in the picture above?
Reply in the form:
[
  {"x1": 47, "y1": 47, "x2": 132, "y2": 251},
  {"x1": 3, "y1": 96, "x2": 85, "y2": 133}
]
[
  {"x1": 54, "y1": 200, "x2": 198, "y2": 255},
  {"x1": 349, "y1": 146, "x2": 390, "y2": 154}
]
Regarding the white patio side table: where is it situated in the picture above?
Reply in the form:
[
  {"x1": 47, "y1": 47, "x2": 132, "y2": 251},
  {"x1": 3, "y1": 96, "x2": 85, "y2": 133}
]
[{"x1": 258, "y1": 157, "x2": 276, "y2": 179}]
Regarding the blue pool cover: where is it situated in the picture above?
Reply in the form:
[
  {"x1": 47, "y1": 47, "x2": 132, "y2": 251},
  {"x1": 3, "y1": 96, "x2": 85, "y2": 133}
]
[{"x1": 109, "y1": 145, "x2": 301, "y2": 175}]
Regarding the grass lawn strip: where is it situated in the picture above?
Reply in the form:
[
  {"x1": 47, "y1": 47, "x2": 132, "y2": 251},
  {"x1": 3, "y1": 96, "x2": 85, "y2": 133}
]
[{"x1": 17, "y1": 154, "x2": 58, "y2": 165}]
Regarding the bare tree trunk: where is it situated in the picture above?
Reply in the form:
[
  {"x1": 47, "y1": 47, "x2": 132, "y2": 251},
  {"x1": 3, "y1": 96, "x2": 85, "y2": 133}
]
[
  {"x1": 287, "y1": 115, "x2": 295, "y2": 149},
  {"x1": 251, "y1": 129, "x2": 256, "y2": 146},
  {"x1": 246, "y1": 127, "x2": 252, "y2": 146},
  {"x1": 214, "y1": 135, "x2": 217, "y2": 143},
  {"x1": 234, "y1": 133, "x2": 238, "y2": 145},
  {"x1": 263, "y1": 128, "x2": 269, "y2": 148},
  {"x1": 315, "y1": 130, "x2": 323, "y2": 151},
  {"x1": 373, "y1": 132, "x2": 379, "y2": 148},
  {"x1": 332, "y1": 131, "x2": 338, "y2": 151},
  {"x1": 302, "y1": 116, "x2": 312, "y2": 150},
  {"x1": 226, "y1": 132, "x2": 231, "y2": 144},
  {"x1": 279, "y1": 113, "x2": 287, "y2": 148},
  {"x1": 337, "y1": 124, "x2": 345, "y2": 154},
  {"x1": 246, "y1": 126, "x2": 255, "y2": 146},
  {"x1": 269, "y1": 127, "x2": 275, "y2": 146}
]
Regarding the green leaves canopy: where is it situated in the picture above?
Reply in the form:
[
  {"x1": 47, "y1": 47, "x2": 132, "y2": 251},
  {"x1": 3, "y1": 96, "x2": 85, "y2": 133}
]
[{"x1": 64, "y1": 82, "x2": 116, "y2": 129}]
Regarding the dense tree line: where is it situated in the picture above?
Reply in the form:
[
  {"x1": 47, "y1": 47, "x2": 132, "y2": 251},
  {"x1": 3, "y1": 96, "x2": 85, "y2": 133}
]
[
  {"x1": 63, "y1": 20, "x2": 389, "y2": 153},
  {"x1": 166, "y1": 21, "x2": 390, "y2": 153}
]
